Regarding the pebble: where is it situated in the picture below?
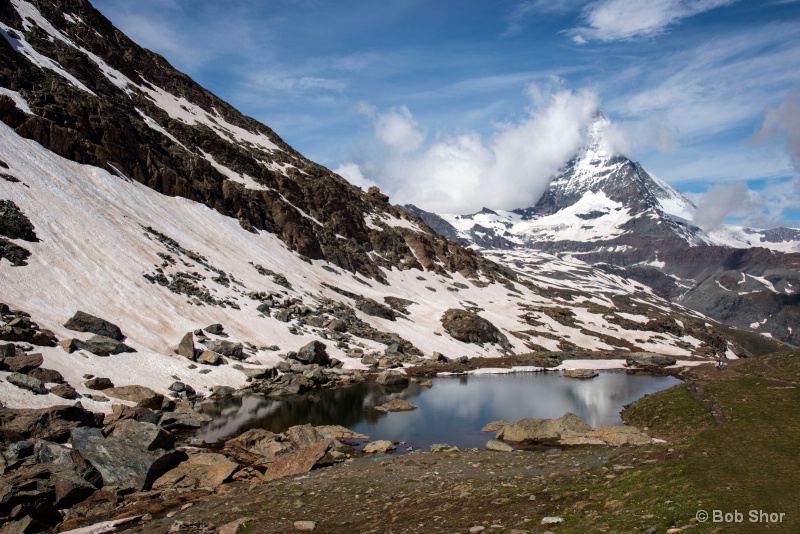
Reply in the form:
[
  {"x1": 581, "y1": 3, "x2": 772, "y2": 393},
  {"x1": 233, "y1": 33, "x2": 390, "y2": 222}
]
[
  {"x1": 469, "y1": 527, "x2": 485, "y2": 533},
  {"x1": 541, "y1": 516, "x2": 564, "y2": 525},
  {"x1": 294, "y1": 520, "x2": 317, "y2": 531}
]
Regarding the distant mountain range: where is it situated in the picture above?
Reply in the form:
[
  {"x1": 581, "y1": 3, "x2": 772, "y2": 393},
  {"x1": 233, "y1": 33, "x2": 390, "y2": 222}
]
[{"x1": 404, "y1": 116, "x2": 800, "y2": 346}]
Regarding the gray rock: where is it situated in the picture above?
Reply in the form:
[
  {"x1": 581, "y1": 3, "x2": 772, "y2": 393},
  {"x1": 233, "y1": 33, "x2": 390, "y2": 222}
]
[
  {"x1": 430, "y1": 443, "x2": 460, "y2": 453},
  {"x1": 152, "y1": 452, "x2": 239, "y2": 490},
  {"x1": 626, "y1": 352, "x2": 677, "y2": 367},
  {"x1": 375, "y1": 371, "x2": 409, "y2": 386},
  {"x1": 159, "y1": 409, "x2": 211, "y2": 430},
  {"x1": 32, "y1": 439, "x2": 73, "y2": 465},
  {"x1": 497, "y1": 413, "x2": 592, "y2": 443},
  {"x1": 27, "y1": 367, "x2": 63, "y2": 384},
  {"x1": 50, "y1": 383, "x2": 77, "y2": 399},
  {"x1": 440, "y1": 308, "x2": 511, "y2": 349},
  {"x1": 486, "y1": 439, "x2": 515, "y2": 452},
  {"x1": 242, "y1": 367, "x2": 277, "y2": 380},
  {"x1": 204, "y1": 339, "x2": 243, "y2": 359},
  {"x1": 2, "y1": 352, "x2": 43, "y2": 373},
  {"x1": 81, "y1": 422, "x2": 184, "y2": 491},
  {"x1": 84, "y1": 377, "x2": 114, "y2": 390},
  {"x1": 197, "y1": 350, "x2": 222, "y2": 365},
  {"x1": 563, "y1": 369, "x2": 599, "y2": 379},
  {"x1": 295, "y1": 341, "x2": 329, "y2": 365},
  {"x1": 63, "y1": 311, "x2": 124, "y2": 341},
  {"x1": 204, "y1": 323, "x2": 225, "y2": 335},
  {"x1": 210, "y1": 385, "x2": 236, "y2": 398},
  {"x1": 74, "y1": 335, "x2": 135, "y2": 356},
  {"x1": 6, "y1": 372, "x2": 47, "y2": 394},
  {"x1": 176, "y1": 332, "x2": 195, "y2": 360},
  {"x1": 104, "y1": 385, "x2": 163, "y2": 407},
  {"x1": 363, "y1": 440, "x2": 395, "y2": 454}
]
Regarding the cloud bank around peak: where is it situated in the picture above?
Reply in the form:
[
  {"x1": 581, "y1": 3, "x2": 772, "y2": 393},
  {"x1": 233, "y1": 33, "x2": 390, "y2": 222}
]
[{"x1": 337, "y1": 83, "x2": 606, "y2": 214}]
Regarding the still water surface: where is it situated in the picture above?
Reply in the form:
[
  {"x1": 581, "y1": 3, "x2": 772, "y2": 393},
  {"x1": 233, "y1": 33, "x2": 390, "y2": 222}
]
[{"x1": 196, "y1": 371, "x2": 679, "y2": 450}]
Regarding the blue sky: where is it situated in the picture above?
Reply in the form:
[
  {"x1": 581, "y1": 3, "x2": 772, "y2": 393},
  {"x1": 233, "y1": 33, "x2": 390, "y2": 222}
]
[{"x1": 91, "y1": 0, "x2": 800, "y2": 227}]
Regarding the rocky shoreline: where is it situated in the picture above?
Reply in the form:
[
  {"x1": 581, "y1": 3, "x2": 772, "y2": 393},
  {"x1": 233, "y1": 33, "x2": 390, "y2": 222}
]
[{"x1": 1, "y1": 303, "x2": 710, "y2": 533}]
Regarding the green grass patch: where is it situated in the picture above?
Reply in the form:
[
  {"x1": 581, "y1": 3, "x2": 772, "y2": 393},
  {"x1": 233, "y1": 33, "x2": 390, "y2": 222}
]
[
  {"x1": 622, "y1": 383, "x2": 714, "y2": 440},
  {"x1": 687, "y1": 377, "x2": 800, "y2": 532}
]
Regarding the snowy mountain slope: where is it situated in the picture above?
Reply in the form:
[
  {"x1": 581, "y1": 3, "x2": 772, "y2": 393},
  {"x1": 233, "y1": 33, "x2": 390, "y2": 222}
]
[
  {"x1": 1, "y1": 0, "x2": 783, "y2": 412},
  {"x1": 2, "y1": 117, "x2": 771, "y2": 411}
]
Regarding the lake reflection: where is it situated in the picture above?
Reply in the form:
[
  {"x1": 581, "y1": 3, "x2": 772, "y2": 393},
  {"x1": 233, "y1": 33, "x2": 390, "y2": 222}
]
[{"x1": 195, "y1": 371, "x2": 679, "y2": 450}]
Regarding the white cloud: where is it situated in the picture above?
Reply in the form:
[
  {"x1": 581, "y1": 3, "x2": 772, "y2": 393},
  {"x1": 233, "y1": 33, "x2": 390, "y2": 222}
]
[
  {"x1": 352, "y1": 83, "x2": 601, "y2": 213},
  {"x1": 573, "y1": 0, "x2": 738, "y2": 42},
  {"x1": 360, "y1": 105, "x2": 426, "y2": 155},
  {"x1": 692, "y1": 182, "x2": 761, "y2": 230},
  {"x1": 504, "y1": 0, "x2": 584, "y2": 36},
  {"x1": 753, "y1": 90, "x2": 800, "y2": 173},
  {"x1": 333, "y1": 162, "x2": 378, "y2": 191}
]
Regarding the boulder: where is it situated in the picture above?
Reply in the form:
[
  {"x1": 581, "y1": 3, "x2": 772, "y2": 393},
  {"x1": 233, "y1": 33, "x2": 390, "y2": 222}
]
[
  {"x1": 176, "y1": 332, "x2": 195, "y2": 360},
  {"x1": 375, "y1": 371, "x2": 409, "y2": 386},
  {"x1": 209, "y1": 385, "x2": 236, "y2": 398},
  {"x1": 363, "y1": 440, "x2": 395, "y2": 454},
  {"x1": 373, "y1": 399, "x2": 417, "y2": 412},
  {"x1": 152, "y1": 452, "x2": 239, "y2": 490},
  {"x1": 204, "y1": 339, "x2": 243, "y2": 359},
  {"x1": 440, "y1": 308, "x2": 511, "y2": 349},
  {"x1": 625, "y1": 352, "x2": 677, "y2": 367},
  {"x1": 74, "y1": 335, "x2": 135, "y2": 356},
  {"x1": 33, "y1": 439, "x2": 74, "y2": 466},
  {"x1": 430, "y1": 444, "x2": 460, "y2": 453},
  {"x1": 27, "y1": 367, "x2": 64, "y2": 384},
  {"x1": 0, "y1": 343, "x2": 15, "y2": 359},
  {"x1": 197, "y1": 350, "x2": 222, "y2": 365},
  {"x1": 497, "y1": 413, "x2": 592, "y2": 443},
  {"x1": 356, "y1": 298, "x2": 396, "y2": 321},
  {"x1": 104, "y1": 385, "x2": 163, "y2": 407},
  {"x1": 79, "y1": 420, "x2": 184, "y2": 491},
  {"x1": 563, "y1": 369, "x2": 599, "y2": 379},
  {"x1": 327, "y1": 319, "x2": 346, "y2": 332},
  {"x1": 262, "y1": 439, "x2": 333, "y2": 481},
  {"x1": 158, "y1": 409, "x2": 211, "y2": 431},
  {"x1": 562, "y1": 426, "x2": 653, "y2": 446},
  {"x1": 59, "y1": 338, "x2": 79, "y2": 353},
  {"x1": 242, "y1": 367, "x2": 276, "y2": 380},
  {"x1": 84, "y1": 377, "x2": 114, "y2": 390},
  {"x1": 5, "y1": 372, "x2": 47, "y2": 395},
  {"x1": 2, "y1": 352, "x2": 43, "y2": 373},
  {"x1": 285, "y1": 424, "x2": 327, "y2": 450},
  {"x1": 30, "y1": 329, "x2": 56, "y2": 347},
  {"x1": 63, "y1": 311, "x2": 124, "y2": 341},
  {"x1": 295, "y1": 341, "x2": 329, "y2": 365},
  {"x1": 50, "y1": 383, "x2": 77, "y2": 400},
  {"x1": 0, "y1": 405, "x2": 101, "y2": 444},
  {"x1": 486, "y1": 439, "x2": 515, "y2": 452},
  {"x1": 204, "y1": 323, "x2": 225, "y2": 335},
  {"x1": 224, "y1": 429, "x2": 293, "y2": 467},
  {"x1": 481, "y1": 420, "x2": 509, "y2": 433},
  {"x1": 315, "y1": 425, "x2": 368, "y2": 441}
]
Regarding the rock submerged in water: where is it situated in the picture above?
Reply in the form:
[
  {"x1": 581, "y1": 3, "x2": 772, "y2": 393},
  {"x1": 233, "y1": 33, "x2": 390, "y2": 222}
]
[
  {"x1": 373, "y1": 399, "x2": 417, "y2": 412},
  {"x1": 563, "y1": 369, "x2": 599, "y2": 379}
]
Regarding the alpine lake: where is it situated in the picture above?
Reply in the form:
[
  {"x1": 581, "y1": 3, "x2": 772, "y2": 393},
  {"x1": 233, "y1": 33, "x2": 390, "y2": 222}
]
[{"x1": 195, "y1": 370, "x2": 680, "y2": 451}]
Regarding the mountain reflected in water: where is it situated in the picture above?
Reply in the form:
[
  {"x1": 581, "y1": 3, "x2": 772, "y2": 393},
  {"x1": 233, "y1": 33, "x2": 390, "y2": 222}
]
[{"x1": 196, "y1": 371, "x2": 679, "y2": 449}]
